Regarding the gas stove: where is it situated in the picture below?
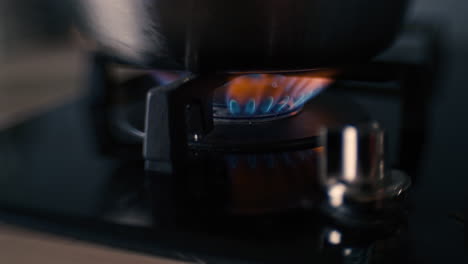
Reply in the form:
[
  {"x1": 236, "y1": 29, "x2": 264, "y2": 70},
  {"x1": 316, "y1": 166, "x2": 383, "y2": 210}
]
[{"x1": 0, "y1": 21, "x2": 465, "y2": 264}]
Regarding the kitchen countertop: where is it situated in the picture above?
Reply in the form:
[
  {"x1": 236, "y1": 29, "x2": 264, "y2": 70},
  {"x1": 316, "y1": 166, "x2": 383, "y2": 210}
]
[{"x1": 0, "y1": 224, "x2": 189, "y2": 264}]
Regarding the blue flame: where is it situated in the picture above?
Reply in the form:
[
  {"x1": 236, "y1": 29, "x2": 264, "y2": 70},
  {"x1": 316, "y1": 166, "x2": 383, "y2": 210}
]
[
  {"x1": 293, "y1": 94, "x2": 308, "y2": 108},
  {"x1": 224, "y1": 74, "x2": 331, "y2": 117},
  {"x1": 226, "y1": 90, "x2": 326, "y2": 116},
  {"x1": 245, "y1": 99, "x2": 256, "y2": 115},
  {"x1": 275, "y1": 96, "x2": 290, "y2": 113},
  {"x1": 292, "y1": 86, "x2": 326, "y2": 109},
  {"x1": 260, "y1": 96, "x2": 274, "y2": 114},
  {"x1": 229, "y1": 99, "x2": 241, "y2": 115}
]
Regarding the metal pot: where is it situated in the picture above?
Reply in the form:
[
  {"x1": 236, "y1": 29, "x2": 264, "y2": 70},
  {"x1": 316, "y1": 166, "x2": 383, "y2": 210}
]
[{"x1": 77, "y1": 0, "x2": 409, "y2": 72}]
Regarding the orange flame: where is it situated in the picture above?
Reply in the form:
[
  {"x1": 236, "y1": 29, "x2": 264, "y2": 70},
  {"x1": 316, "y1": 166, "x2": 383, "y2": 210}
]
[{"x1": 222, "y1": 70, "x2": 337, "y2": 116}]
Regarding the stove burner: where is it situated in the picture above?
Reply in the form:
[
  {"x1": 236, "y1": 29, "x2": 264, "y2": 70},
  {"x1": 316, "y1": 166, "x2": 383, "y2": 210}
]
[
  {"x1": 149, "y1": 70, "x2": 335, "y2": 122},
  {"x1": 191, "y1": 91, "x2": 371, "y2": 153},
  {"x1": 212, "y1": 71, "x2": 335, "y2": 121}
]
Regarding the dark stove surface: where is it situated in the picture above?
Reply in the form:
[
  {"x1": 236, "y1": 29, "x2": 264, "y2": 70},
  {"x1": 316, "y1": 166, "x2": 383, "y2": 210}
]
[{"x1": 0, "y1": 91, "x2": 465, "y2": 264}]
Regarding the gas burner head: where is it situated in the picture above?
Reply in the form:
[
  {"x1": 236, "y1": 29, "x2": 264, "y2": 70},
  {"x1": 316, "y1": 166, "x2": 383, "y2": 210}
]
[
  {"x1": 212, "y1": 70, "x2": 336, "y2": 122},
  {"x1": 150, "y1": 69, "x2": 336, "y2": 122}
]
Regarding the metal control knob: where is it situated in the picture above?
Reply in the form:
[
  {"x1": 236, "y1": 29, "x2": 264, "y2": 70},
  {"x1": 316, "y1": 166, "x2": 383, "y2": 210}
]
[{"x1": 319, "y1": 123, "x2": 411, "y2": 226}]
